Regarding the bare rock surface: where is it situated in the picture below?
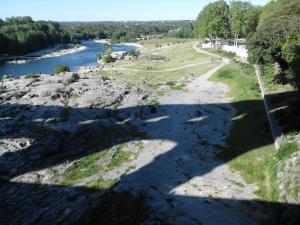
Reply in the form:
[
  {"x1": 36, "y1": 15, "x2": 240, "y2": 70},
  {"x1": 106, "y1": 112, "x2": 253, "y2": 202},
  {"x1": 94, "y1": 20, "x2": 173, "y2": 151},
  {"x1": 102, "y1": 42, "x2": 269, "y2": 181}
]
[{"x1": 0, "y1": 67, "x2": 268, "y2": 224}]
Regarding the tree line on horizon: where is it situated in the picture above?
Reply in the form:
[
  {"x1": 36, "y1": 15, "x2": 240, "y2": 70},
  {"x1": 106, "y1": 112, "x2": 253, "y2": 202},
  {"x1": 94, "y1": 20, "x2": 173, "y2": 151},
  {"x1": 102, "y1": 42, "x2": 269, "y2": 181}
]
[
  {"x1": 0, "y1": 17, "x2": 70, "y2": 55},
  {"x1": 0, "y1": 18, "x2": 192, "y2": 56},
  {"x1": 195, "y1": 0, "x2": 300, "y2": 88}
]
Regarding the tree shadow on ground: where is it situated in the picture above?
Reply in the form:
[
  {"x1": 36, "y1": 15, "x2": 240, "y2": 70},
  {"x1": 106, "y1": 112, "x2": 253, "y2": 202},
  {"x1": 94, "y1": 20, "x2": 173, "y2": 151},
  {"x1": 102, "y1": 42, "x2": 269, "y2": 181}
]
[{"x1": 0, "y1": 96, "x2": 299, "y2": 225}]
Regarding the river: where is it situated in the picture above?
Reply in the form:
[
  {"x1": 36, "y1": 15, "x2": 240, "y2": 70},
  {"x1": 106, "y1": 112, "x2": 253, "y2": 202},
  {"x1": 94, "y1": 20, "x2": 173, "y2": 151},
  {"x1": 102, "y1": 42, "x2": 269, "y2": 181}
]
[{"x1": 0, "y1": 40, "x2": 136, "y2": 77}]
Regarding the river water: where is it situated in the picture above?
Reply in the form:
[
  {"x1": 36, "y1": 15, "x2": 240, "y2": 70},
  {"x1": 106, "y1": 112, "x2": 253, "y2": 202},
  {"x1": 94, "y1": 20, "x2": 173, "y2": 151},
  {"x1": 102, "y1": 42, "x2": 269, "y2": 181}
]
[{"x1": 0, "y1": 41, "x2": 135, "y2": 77}]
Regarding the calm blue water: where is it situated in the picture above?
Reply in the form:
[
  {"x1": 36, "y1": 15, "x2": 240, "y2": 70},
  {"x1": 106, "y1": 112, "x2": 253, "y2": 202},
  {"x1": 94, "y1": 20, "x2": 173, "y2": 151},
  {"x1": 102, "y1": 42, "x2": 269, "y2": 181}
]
[{"x1": 0, "y1": 41, "x2": 135, "y2": 77}]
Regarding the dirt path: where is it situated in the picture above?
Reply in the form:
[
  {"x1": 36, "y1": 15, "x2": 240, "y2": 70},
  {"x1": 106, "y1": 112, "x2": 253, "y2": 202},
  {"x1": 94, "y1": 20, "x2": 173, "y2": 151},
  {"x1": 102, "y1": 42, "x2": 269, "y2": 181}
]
[
  {"x1": 102, "y1": 61, "x2": 214, "y2": 73},
  {"x1": 105, "y1": 58, "x2": 265, "y2": 224}
]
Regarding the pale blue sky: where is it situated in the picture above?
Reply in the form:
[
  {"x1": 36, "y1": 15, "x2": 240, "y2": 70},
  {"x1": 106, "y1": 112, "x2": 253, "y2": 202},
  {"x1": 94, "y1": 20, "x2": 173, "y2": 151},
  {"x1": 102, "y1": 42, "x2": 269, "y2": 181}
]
[{"x1": 0, "y1": 0, "x2": 269, "y2": 21}]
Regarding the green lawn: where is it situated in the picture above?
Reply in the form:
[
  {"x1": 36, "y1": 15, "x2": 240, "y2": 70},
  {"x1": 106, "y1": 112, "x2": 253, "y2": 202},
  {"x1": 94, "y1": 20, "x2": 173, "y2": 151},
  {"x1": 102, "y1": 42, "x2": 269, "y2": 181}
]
[
  {"x1": 98, "y1": 40, "x2": 220, "y2": 85},
  {"x1": 210, "y1": 63, "x2": 279, "y2": 202}
]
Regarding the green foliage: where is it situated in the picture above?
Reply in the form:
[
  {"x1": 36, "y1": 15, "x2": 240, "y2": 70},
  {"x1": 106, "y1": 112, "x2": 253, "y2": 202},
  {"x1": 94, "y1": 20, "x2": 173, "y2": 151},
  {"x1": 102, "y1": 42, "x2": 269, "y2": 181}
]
[
  {"x1": 276, "y1": 141, "x2": 299, "y2": 161},
  {"x1": 210, "y1": 63, "x2": 278, "y2": 201},
  {"x1": 175, "y1": 26, "x2": 194, "y2": 39},
  {"x1": 62, "y1": 21, "x2": 191, "y2": 42},
  {"x1": 102, "y1": 54, "x2": 115, "y2": 63},
  {"x1": 85, "y1": 178, "x2": 118, "y2": 189},
  {"x1": 101, "y1": 76, "x2": 111, "y2": 81},
  {"x1": 66, "y1": 73, "x2": 80, "y2": 84},
  {"x1": 127, "y1": 49, "x2": 140, "y2": 57},
  {"x1": 111, "y1": 31, "x2": 138, "y2": 43},
  {"x1": 97, "y1": 45, "x2": 115, "y2": 63},
  {"x1": 195, "y1": 0, "x2": 230, "y2": 39},
  {"x1": 60, "y1": 143, "x2": 135, "y2": 186},
  {"x1": 54, "y1": 64, "x2": 70, "y2": 74},
  {"x1": 230, "y1": 1, "x2": 261, "y2": 38},
  {"x1": 167, "y1": 24, "x2": 194, "y2": 39},
  {"x1": 59, "y1": 150, "x2": 107, "y2": 185},
  {"x1": 247, "y1": 0, "x2": 300, "y2": 87},
  {"x1": 0, "y1": 16, "x2": 70, "y2": 54}
]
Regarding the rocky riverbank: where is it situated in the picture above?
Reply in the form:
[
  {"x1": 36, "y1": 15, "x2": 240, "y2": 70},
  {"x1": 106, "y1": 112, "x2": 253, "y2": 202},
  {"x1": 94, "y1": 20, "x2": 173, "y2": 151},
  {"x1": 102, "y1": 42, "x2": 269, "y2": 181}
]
[
  {"x1": 0, "y1": 62, "x2": 273, "y2": 225},
  {"x1": 5, "y1": 44, "x2": 87, "y2": 64}
]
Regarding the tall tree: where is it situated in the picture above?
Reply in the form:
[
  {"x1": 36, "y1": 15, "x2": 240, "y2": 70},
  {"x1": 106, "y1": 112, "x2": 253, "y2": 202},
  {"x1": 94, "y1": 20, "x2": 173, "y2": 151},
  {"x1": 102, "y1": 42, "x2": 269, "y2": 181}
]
[
  {"x1": 0, "y1": 17, "x2": 70, "y2": 54},
  {"x1": 195, "y1": 0, "x2": 230, "y2": 39},
  {"x1": 247, "y1": 0, "x2": 300, "y2": 86},
  {"x1": 230, "y1": 1, "x2": 261, "y2": 41}
]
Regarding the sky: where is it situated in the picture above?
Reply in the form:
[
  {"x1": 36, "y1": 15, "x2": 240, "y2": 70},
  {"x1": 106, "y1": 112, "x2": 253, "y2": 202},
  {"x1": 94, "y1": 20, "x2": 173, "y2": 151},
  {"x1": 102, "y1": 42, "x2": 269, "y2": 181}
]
[{"x1": 0, "y1": 0, "x2": 270, "y2": 21}]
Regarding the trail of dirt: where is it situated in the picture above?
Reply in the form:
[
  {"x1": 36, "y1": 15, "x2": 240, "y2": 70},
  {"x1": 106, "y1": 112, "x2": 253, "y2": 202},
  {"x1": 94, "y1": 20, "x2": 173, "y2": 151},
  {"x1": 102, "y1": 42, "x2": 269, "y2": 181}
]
[
  {"x1": 102, "y1": 61, "x2": 214, "y2": 73},
  {"x1": 105, "y1": 53, "x2": 266, "y2": 224}
]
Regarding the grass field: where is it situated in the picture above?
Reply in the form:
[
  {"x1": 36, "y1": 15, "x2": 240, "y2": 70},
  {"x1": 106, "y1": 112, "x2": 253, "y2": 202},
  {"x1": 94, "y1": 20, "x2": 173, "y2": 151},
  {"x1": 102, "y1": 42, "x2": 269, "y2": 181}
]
[
  {"x1": 98, "y1": 39, "x2": 220, "y2": 85},
  {"x1": 210, "y1": 63, "x2": 279, "y2": 202}
]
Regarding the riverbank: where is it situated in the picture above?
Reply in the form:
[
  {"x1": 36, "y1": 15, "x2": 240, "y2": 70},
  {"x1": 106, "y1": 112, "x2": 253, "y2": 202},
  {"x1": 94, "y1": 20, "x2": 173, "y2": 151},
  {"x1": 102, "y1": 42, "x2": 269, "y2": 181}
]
[{"x1": 5, "y1": 44, "x2": 87, "y2": 64}]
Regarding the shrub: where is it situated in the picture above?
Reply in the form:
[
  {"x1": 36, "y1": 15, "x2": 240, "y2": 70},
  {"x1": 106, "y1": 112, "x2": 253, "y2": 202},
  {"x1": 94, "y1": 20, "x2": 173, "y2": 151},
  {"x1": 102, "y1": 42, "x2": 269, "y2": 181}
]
[
  {"x1": 54, "y1": 64, "x2": 70, "y2": 74},
  {"x1": 128, "y1": 50, "x2": 140, "y2": 57},
  {"x1": 101, "y1": 76, "x2": 111, "y2": 81},
  {"x1": 276, "y1": 141, "x2": 299, "y2": 161},
  {"x1": 166, "y1": 81, "x2": 176, "y2": 86},
  {"x1": 102, "y1": 54, "x2": 115, "y2": 63},
  {"x1": 66, "y1": 73, "x2": 80, "y2": 84}
]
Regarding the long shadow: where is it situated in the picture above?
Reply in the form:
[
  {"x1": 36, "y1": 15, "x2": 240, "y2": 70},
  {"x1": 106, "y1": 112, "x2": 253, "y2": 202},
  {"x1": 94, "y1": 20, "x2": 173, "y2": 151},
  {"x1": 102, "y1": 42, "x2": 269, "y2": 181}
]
[{"x1": 0, "y1": 97, "x2": 299, "y2": 224}]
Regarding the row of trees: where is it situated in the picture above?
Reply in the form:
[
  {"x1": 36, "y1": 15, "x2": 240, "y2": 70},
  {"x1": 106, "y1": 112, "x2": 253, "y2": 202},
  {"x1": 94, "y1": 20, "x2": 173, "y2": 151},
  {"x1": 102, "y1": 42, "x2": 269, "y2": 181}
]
[
  {"x1": 0, "y1": 18, "x2": 193, "y2": 55},
  {"x1": 194, "y1": 0, "x2": 261, "y2": 39},
  {"x1": 195, "y1": 0, "x2": 300, "y2": 88},
  {"x1": 61, "y1": 20, "x2": 192, "y2": 42},
  {"x1": 0, "y1": 17, "x2": 70, "y2": 55},
  {"x1": 166, "y1": 24, "x2": 194, "y2": 39}
]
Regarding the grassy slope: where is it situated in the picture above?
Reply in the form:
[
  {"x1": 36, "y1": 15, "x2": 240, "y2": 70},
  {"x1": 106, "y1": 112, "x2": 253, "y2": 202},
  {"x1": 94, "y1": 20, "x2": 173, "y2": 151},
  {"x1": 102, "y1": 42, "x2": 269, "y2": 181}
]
[
  {"x1": 210, "y1": 63, "x2": 279, "y2": 202},
  {"x1": 98, "y1": 40, "x2": 220, "y2": 85}
]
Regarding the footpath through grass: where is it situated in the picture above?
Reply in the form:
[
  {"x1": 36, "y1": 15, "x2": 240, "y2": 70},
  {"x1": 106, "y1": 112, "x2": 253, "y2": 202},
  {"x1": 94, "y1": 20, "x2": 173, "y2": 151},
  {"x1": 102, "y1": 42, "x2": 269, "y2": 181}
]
[
  {"x1": 98, "y1": 39, "x2": 220, "y2": 85},
  {"x1": 210, "y1": 63, "x2": 279, "y2": 202}
]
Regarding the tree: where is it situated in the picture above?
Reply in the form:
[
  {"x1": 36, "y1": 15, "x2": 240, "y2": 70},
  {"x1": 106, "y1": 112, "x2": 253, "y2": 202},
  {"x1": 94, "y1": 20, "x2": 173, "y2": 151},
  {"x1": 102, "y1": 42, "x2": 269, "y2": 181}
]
[
  {"x1": 247, "y1": 0, "x2": 300, "y2": 87},
  {"x1": 230, "y1": 1, "x2": 261, "y2": 42},
  {"x1": 0, "y1": 17, "x2": 70, "y2": 54},
  {"x1": 175, "y1": 25, "x2": 194, "y2": 39},
  {"x1": 194, "y1": 0, "x2": 230, "y2": 39}
]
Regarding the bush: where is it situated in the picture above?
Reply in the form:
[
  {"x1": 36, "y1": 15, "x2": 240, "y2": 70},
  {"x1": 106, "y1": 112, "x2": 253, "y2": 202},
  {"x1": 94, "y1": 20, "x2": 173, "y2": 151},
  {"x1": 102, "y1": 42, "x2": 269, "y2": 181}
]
[
  {"x1": 128, "y1": 50, "x2": 140, "y2": 57},
  {"x1": 66, "y1": 73, "x2": 80, "y2": 84},
  {"x1": 54, "y1": 64, "x2": 70, "y2": 74},
  {"x1": 102, "y1": 54, "x2": 115, "y2": 63},
  {"x1": 101, "y1": 76, "x2": 111, "y2": 81},
  {"x1": 276, "y1": 141, "x2": 299, "y2": 161}
]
